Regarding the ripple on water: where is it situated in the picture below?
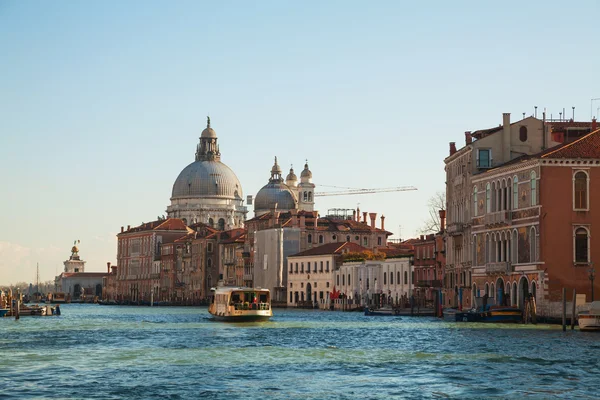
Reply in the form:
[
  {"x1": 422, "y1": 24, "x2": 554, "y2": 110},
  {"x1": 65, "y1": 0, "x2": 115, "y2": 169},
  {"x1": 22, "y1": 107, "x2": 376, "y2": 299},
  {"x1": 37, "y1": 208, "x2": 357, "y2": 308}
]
[{"x1": 1, "y1": 304, "x2": 600, "y2": 399}]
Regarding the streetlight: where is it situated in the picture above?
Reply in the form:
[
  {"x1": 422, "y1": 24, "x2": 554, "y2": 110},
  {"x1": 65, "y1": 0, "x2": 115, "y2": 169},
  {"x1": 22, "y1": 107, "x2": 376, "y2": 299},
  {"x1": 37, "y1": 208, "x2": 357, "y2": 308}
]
[{"x1": 589, "y1": 264, "x2": 595, "y2": 302}]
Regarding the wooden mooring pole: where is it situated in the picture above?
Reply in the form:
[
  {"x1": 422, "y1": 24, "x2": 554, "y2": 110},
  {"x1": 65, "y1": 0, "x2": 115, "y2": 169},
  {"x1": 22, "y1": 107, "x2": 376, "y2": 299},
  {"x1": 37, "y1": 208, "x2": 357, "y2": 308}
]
[
  {"x1": 562, "y1": 288, "x2": 566, "y2": 332},
  {"x1": 571, "y1": 289, "x2": 577, "y2": 330}
]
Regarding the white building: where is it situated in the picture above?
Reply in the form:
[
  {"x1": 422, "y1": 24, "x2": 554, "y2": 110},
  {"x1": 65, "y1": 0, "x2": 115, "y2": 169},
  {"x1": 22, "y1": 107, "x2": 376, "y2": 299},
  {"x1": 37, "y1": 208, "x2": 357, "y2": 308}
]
[
  {"x1": 167, "y1": 117, "x2": 247, "y2": 229},
  {"x1": 336, "y1": 256, "x2": 413, "y2": 307},
  {"x1": 55, "y1": 244, "x2": 104, "y2": 300}
]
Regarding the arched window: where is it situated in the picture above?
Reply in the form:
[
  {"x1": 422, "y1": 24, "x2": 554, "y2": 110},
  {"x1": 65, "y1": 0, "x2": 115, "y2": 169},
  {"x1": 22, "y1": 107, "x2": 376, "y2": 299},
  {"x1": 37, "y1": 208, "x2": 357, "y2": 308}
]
[
  {"x1": 319, "y1": 235, "x2": 324, "y2": 244},
  {"x1": 486, "y1": 183, "x2": 491, "y2": 213},
  {"x1": 348, "y1": 274, "x2": 351, "y2": 286},
  {"x1": 485, "y1": 283, "x2": 490, "y2": 296},
  {"x1": 346, "y1": 235, "x2": 350, "y2": 242},
  {"x1": 530, "y1": 171, "x2": 537, "y2": 206},
  {"x1": 390, "y1": 272, "x2": 393, "y2": 285},
  {"x1": 207, "y1": 258, "x2": 212, "y2": 269},
  {"x1": 308, "y1": 192, "x2": 312, "y2": 202},
  {"x1": 575, "y1": 227, "x2": 589, "y2": 263},
  {"x1": 473, "y1": 186, "x2": 478, "y2": 217},
  {"x1": 307, "y1": 234, "x2": 312, "y2": 244},
  {"x1": 473, "y1": 235, "x2": 478, "y2": 266},
  {"x1": 303, "y1": 191, "x2": 308, "y2": 201},
  {"x1": 574, "y1": 171, "x2": 588, "y2": 210},
  {"x1": 404, "y1": 271, "x2": 408, "y2": 284},
  {"x1": 208, "y1": 218, "x2": 214, "y2": 228},
  {"x1": 363, "y1": 237, "x2": 368, "y2": 246},
  {"x1": 383, "y1": 272, "x2": 387, "y2": 285},
  {"x1": 519, "y1": 126, "x2": 528, "y2": 142},
  {"x1": 513, "y1": 176, "x2": 518, "y2": 210},
  {"x1": 530, "y1": 227, "x2": 537, "y2": 262},
  {"x1": 490, "y1": 283, "x2": 495, "y2": 298},
  {"x1": 512, "y1": 230, "x2": 518, "y2": 264},
  {"x1": 342, "y1": 274, "x2": 345, "y2": 286},
  {"x1": 397, "y1": 271, "x2": 401, "y2": 285},
  {"x1": 218, "y1": 218, "x2": 225, "y2": 231}
]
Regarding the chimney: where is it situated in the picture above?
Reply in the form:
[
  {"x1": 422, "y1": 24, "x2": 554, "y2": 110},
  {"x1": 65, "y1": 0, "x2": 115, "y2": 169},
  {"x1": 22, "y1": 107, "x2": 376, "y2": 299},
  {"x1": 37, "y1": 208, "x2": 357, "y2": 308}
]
[
  {"x1": 438, "y1": 209, "x2": 446, "y2": 232},
  {"x1": 313, "y1": 211, "x2": 318, "y2": 228},
  {"x1": 121, "y1": 226, "x2": 124, "y2": 233},
  {"x1": 352, "y1": 210, "x2": 356, "y2": 221},
  {"x1": 127, "y1": 225, "x2": 130, "y2": 231},
  {"x1": 465, "y1": 131, "x2": 472, "y2": 145},
  {"x1": 420, "y1": 235, "x2": 424, "y2": 241},
  {"x1": 362, "y1": 212, "x2": 367, "y2": 223},
  {"x1": 380, "y1": 215, "x2": 385, "y2": 230},
  {"x1": 449, "y1": 142, "x2": 457, "y2": 156},
  {"x1": 107, "y1": 262, "x2": 111, "y2": 274},
  {"x1": 593, "y1": 118, "x2": 597, "y2": 131},
  {"x1": 357, "y1": 207, "x2": 361, "y2": 221},
  {"x1": 369, "y1": 213, "x2": 377, "y2": 228},
  {"x1": 503, "y1": 112, "x2": 511, "y2": 163}
]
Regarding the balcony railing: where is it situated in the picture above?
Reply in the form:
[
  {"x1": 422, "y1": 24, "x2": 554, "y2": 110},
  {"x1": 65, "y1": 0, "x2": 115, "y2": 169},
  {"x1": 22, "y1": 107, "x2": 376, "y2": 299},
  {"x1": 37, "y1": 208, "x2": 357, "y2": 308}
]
[
  {"x1": 484, "y1": 210, "x2": 511, "y2": 226},
  {"x1": 150, "y1": 273, "x2": 160, "y2": 279},
  {"x1": 243, "y1": 274, "x2": 253, "y2": 281},
  {"x1": 485, "y1": 262, "x2": 509, "y2": 274},
  {"x1": 447, "y1": 223, "x2": 465, "y2": 235},
  {"x1": 223, "y1": 257, "x2": 237, "y2": 266}
]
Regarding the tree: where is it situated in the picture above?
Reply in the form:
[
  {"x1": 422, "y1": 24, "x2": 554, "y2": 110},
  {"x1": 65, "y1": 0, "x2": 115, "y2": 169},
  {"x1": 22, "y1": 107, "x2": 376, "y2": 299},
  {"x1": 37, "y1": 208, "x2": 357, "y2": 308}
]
[{"x1": 419, "y1": 191, "x2": 446, "y2": 234}]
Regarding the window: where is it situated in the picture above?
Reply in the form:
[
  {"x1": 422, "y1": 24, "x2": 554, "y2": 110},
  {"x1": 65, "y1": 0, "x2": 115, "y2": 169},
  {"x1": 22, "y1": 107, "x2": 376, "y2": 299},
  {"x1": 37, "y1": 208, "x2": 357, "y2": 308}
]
[
  {"x1": 326, "y1": 261, "x2": 330, "y2": 272},
  {"x1": 301, "y1": 263, "x2": 304, "y2": 273},
  {"x1": 313, "y1": 262, "x2": 317, "y2": 273},
  {"x1": 320, "y1": 261, "x2": 323, "y2": 272},
  {"x1": 478, "y1": 149, "x2": 492, "y2": 168},
  {"x1": 218, "y1": 218, "x2": 225, "y2": 231},
  {"x1": 486, "y1": 183, "x2": 491, "y2": 213},
  {"x1": 355, "y1": 236, "x2": 359, "y2": 241},
  {"x1": 207, "y1": 258, "x2": 212, "y2": 269},
  {"x1": 390, "y1": 273, "x2": 393, "y2": 285},
  {"x1": 363, "y1": 237, "x2": 368, "y2": 246},
  {"x1": 530, "y1": 227, "x2": 537, "y2": 262},
  {"x1": 530, "y1": 171, "x2": 537, "y2": 206},
  {"x1": 290, "y1": 282, "x2": 293, "y2": 288},
  {"x1": 319, "y1": 235, "x2": 324, "y2": 244},
  {"x1": 473, "y1": 187, "x2": 478, "y2": 217},
  {"x1": 326, "y1": 282, "x2": 330, "y2": 288},
  {"x1": 574, "y1": 171, "x2": 588, "y2": 210},
  {"x1": 513, "y1": 176, "x2": 518, "y2": 210},
  {"x1": 348, "y1": 274, "x2": 351, "y2": 286},
  {"x1": 378, "y1": 237, "x2": 382, "y2": 246},
  {"x1": 342, "y1": 275, "x2": 345, "y2": 285},
  {"x1": 332, "y1": 235, "x2": 337, "y2": 241},
  {"x1": 337, "y1": 275, "x2": 340, "y2": 286},
  {"x1": 289, "y1": 263, "x2": 293, "y2": 273},
  {"x1": 575, "y1": 227, "x2": 589, "y2": 263},
  {"x1": 308, "y1": 192, "x2": 312, "y2": 202},
  {"x1": 207, "y1": 243, "x2": 213, "y2": 252},
  {"x1": 519, "y1": 126, "x2": 528, "y2": 142},
  {"x1": 383, "y1": 272, "x2": 387, "y2": 285},
  {"x1": 295, "y1": 263, "x2": 298, "y2": 273},
  {"x1": 303, "y1": 191, "x2": 308, "y2": 201},
  {"x1": 346, "y1": 235, "x2": 350, "y2": 242},
  {"x1": 208, "y1": 218, "x2": 214, "y2": 228},
  {"x1": 405, "y1": 271, "x2": 408, "y2": 284},
  {"x1": 307, "y1": 262, "x2": 310, "y2": 272},
  {"x1": 308, "y1": 234, "x2": 312, "y2": 244}
]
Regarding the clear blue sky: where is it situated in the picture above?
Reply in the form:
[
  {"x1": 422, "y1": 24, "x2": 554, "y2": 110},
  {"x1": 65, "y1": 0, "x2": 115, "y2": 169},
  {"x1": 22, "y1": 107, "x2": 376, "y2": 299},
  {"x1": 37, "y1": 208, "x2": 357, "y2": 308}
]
[{"x1": 1, "y1": 1, "x2": 598, "y2": 284}]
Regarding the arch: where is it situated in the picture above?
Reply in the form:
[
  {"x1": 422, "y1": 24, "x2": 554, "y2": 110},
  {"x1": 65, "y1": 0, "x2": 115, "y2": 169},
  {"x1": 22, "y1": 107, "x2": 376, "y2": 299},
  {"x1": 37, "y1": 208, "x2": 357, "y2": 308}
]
[
  {"x1": 575, "y1": 226, "x2": 590, "y2": 263},
  {"x1": 318, "y1": 235, "x2": 324, "y2": 244},
  {"x1": 507, "y1": 177, "x2": 512, "y2": 210},
  {"x1": 518, "y1": 276, "x2": 529, "y2": 309},
  {"x1": 512, "y1": 281, "x2": 517, "y2": 306},
  {"x1": 505, "y1": 282, "x2": 511, "y2": 306},
  {"x1": 490, "y1": 283, "x2": 495, "y2": 299},
  {"x1": 348, "y1": 274, "x2": 351, "y2": 286},
  {"x1": 207, "y1": 258, "x2": 212, "y2": 269},
  {"x1": 294, "y1": 292, "x2": 299, "y2": 303},
  {"x1": 74, "y1": 284, "x2": 82, "y2": 299},
  {"x1": 530, "y1": 171, "x2": 537, "y2": 206},
  {"x1": 530, "y1": 280, "x2": 537, "y2": 300},
  {"x1": 303, "y1": 191, "x2": 308, "y2": 201},
  {"x1": 95, "y1": 284, "x2": 102, "y2": 297},
  {"x1": 383, "y1": 272, "x2": 387, "y2": 285},
  {"x1": 485, "y1": 282, "x2": 490, "y2": 296},
  {"x1": 308, "y1": 192, "x2": 312, "y2": 202},
  {"x1": 218, "y1": 218, "x2": 225, "y2": 231},
  {"x1": 512, "y1": 176, "x2": 519, "y2": 210},
  {"x1": 491, "y1": 181, "x2": 497, "y2": 212},
  {"x1": 485, "y1": 234, "x2": 490, "y2": 263},
  {"x1": 530, "y1": 226, "x2": 537, "y2": 262},
  {"x1": 574, "y1": 170, "x2": 589, "y2": 209},
  {"x1": 208, "y1": 218, "x2": 214, "y2": 228},
  {"x1": 404, "y1": 271, "x2": 408, "y2": 284},
  {"x1": 496, "y1": 277, "x2": 505, "y2": 306},
  {"x1": 519, "y1": 125, "x2": 528, "y2": 142}
]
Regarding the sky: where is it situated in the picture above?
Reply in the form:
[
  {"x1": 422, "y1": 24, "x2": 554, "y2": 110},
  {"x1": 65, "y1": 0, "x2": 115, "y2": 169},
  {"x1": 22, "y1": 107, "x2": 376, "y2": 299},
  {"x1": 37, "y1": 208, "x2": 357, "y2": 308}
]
[{"x1": 1, "y1": 1, "x2": 599, "y2": 284}]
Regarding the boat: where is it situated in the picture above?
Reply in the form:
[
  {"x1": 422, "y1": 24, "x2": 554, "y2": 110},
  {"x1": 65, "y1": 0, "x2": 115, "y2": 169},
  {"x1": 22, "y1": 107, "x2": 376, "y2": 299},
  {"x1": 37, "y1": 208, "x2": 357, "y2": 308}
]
[
  {"x1": 442, "y1": 308, "x2": 459, "y2": 321},
  {"x1": 455, "y1": 306, "x2": 522, "y2": 323},
  {"x1": 364, "y1": 306, "x2": 401, "y2": 316},
  {"x1": 0, "y1": 309, "x2": 8, "y2": 317},
  {"x1": 578, "y1": 301, "x2": 600, "y2": 331},
  {"x1": 208, "y1": 287, "x2": 273, "y2": 322},
  {"x1": 49, "y1": 292, "x2": 68, "y2": 304}
]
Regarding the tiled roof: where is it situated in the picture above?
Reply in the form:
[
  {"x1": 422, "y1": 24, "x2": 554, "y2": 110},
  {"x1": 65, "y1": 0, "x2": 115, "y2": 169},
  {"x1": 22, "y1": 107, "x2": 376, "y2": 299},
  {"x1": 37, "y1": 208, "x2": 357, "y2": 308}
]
[
  {"x1": 542, "y1": 128, "x2": 600, "y2": 159},
  {"x1": 378, "y1": 247, "x2": 413, "y2": 258},
  {"x1": 122, "y1": 218, "x2": 189, "y2": 234},
  {"x1": 289, "y1": 242, "x2": 369, "y2": 258}
]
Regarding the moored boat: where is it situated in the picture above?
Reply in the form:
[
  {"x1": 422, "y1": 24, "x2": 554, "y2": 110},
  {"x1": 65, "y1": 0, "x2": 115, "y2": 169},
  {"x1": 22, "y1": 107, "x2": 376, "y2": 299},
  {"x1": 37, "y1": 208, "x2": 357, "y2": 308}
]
[
  {"x1": 364, "y1": 307, "x2": 401, "y2": 316},
  {"x1": 209, "y1": 287, "x2": 273, "y2": 322},
  {"x1": 578, "y1": 301, "x2": 600, "y2": 331},
  {"x1": 456, "y1": 306, "x2": 522, "y2": 323}
]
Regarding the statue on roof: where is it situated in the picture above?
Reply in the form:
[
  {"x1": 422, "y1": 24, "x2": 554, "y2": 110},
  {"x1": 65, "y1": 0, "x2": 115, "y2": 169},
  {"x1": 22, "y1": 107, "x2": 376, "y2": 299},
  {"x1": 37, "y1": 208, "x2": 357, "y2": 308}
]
[{"x1": 207, "y1": 116, "x2": 211, "y2": 127}]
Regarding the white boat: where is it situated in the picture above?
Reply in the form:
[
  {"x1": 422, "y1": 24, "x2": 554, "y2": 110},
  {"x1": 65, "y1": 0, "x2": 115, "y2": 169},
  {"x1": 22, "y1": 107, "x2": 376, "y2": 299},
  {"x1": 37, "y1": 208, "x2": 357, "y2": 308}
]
[
  {"x1": 208, "y1": 287, "x2": 273, "y2": 322},
  {"x1": 579, "y1": 301, "x2": 600, "y2": 331}
]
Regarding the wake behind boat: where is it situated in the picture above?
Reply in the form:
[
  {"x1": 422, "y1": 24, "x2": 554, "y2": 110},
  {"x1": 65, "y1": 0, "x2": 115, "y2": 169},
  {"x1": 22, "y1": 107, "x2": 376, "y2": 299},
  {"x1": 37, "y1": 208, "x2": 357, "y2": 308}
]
[{"x1": 209, "y1": 287, "x2": 273, "y2": 322}]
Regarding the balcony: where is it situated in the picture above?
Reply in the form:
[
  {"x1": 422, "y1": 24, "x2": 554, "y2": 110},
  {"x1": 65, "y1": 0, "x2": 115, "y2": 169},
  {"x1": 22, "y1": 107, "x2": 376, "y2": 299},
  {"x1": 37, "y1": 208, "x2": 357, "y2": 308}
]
[
  {"x1": 484, "y1": 210, "x2": 511, "y2": 226},
  {"x1": 485, "y1": 262, "x2": 510, "y2": 274},
  {"x1": 223, "y1": 257, "x2": 237, "y2": 266},
  {"x1": 447, "y1": 223, "x2": 465, "y2": 235},
  {"x1": 150, "y1": 273, "x2": 160, "y2": 279},
  {"x1": 243, "y1": 274, "x2": 253, "y2": 281},
  {"x1": 416, "y1": 280, "x2": 443, "y2": 288}
]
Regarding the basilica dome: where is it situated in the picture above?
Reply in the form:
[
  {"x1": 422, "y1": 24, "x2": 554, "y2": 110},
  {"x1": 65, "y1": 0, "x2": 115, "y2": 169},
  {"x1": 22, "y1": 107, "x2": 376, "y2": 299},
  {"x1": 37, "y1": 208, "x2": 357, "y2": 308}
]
[
  {"x1": 254, "y1": 157, "x2": 298, "y2": 216},
  {"x1": 171, "y1": 160, "x2": 242, "y2": 199}
]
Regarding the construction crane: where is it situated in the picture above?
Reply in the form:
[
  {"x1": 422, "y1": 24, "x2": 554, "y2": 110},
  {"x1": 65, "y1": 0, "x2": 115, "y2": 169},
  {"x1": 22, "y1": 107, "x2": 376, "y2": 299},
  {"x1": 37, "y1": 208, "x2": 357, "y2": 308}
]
[{"x1": 314, "y1": 185, "x2": 417, "y2": 197}]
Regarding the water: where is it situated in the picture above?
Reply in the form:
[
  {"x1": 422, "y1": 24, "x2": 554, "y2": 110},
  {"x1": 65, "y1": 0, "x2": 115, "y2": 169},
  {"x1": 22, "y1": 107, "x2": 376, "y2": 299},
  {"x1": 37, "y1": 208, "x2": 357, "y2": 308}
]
[{"x1": 1, "y1": 304, "x2": 599, "y2": 399}]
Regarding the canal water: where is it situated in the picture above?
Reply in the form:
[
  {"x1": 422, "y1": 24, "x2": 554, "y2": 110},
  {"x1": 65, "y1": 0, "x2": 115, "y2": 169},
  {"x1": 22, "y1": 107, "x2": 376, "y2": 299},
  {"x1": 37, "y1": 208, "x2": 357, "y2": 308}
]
[{"x1": 0, "y1": 304, "x2": 599, "y2": 399}]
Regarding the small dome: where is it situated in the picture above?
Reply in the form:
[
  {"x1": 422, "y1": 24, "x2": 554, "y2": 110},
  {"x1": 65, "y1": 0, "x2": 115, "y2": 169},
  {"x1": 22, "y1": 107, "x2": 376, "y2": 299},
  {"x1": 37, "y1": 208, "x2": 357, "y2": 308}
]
[
  {"x1": 254, "y1": 182, "x2": 297, "y2": 214},
  {"x1": 271, "y1": 157, "x2": 282, "y2": 176},
  {"x1": 301, "y1": 162, "x2": 312, "y2": 179},
  {"x1": 201, "y1": 127, "x2": 217, "y2": 138},
  {"x1": 286, "y1": 167, "x2": 297, "y2": 182}
]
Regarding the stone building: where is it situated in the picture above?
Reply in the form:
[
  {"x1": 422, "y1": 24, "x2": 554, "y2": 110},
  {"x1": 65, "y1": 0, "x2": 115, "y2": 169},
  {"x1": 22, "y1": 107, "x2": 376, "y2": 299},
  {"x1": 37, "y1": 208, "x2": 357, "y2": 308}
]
[
  {"x1": 167, "y1": 118, "x2": 247, "y2": 229},
  {"x1": 55, "y1": 244, "x2": 104, "y2": 301},
  {"x1": 470, "y1": 125, "x2": 600, "y2": 316}
]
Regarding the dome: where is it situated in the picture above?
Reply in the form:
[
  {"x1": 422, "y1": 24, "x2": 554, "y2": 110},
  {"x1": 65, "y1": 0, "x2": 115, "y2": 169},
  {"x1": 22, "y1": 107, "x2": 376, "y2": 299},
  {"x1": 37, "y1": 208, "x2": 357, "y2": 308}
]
[
  {"x1": 301, "y1": 162, "x2": 312, "y2": 179},
  {"x1": 254, "y1": 182, "x2": 297, "y2": 213},
  {"x1": 172, "y1": 160, "x2": 243, "y2": 199},
  {"x1": 201, "y1": 127, "x2": 217, "y2": 138},
  {"x1": 286, "y1": 167, "x2": 297, "y2": 182}
]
